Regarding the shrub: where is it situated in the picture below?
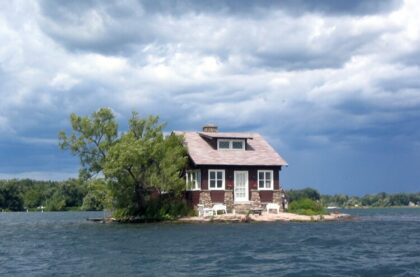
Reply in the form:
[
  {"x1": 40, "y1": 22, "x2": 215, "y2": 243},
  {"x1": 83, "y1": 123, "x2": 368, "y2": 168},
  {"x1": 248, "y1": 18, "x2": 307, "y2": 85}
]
[
  {"x1": 288, "y1": 198, "x2": 326, "y2": 215},
  {"x1": 144, "y1": 196, "x2": 192, "y2": 221}
]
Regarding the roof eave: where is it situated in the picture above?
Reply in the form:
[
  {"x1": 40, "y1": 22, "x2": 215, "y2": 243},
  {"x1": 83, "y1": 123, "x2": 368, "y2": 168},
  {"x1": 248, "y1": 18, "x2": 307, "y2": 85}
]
[{"x1": 198, "y1": 132, "x2": 254, "y2": 140}]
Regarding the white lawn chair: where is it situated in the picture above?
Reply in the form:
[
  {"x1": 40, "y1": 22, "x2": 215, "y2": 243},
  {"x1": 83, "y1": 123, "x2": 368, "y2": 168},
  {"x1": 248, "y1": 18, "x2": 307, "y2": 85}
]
[
  {"x1": 197, "y1": 204, "x2": 214, "y2": 217},
  {"x1": 266, "y1": 203, "x2": 280, "y2": 214},
  {"x1": 212, "y1": 204, "x2": 227, "y2": 215}
]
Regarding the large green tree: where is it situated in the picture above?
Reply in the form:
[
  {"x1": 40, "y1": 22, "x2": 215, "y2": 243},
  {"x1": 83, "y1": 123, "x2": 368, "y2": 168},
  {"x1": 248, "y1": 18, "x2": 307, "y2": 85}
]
[
  {"x1": 59, "y1": 108, "x2": 188, "y2": 217},
  {"x1": 59, "y1": 108, "x2": 118, "y2": 179}
]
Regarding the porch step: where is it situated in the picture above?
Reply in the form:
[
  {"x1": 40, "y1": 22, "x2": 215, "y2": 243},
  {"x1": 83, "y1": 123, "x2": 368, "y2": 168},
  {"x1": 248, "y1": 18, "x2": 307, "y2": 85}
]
[{"x1": 233, "y1": 204, "x2": 252, "y2": 214}]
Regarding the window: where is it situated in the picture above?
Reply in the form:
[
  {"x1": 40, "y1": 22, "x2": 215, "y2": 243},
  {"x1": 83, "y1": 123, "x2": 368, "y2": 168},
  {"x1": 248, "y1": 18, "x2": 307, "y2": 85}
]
[
  {"x1": 258, "y1": 170, "x2": 273, "y2": 190},
  {"x1": 186, "y1": 170, "x2": 201, "y2": 191},
  {"x1": 217, "y1": 139, "x2": 245, "y2": 150},
  {"x1": 208, "y1": 169, "x2": 225, "y2": 190},
  {"x1": 232, "y1": 140, "x2": 244, "y2": 149},
  {"x1": 218, "y1": 140, "x2": 230, "y2": 149}
]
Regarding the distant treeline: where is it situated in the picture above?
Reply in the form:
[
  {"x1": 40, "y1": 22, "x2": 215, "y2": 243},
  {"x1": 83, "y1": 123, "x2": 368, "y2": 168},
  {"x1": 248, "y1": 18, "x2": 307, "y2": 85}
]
[
  {"x1": 0, "y1": 179, "x2": 108, "y2": 212},
  {"x1": 2, "y1": 180, "x2": 419, "y2": 212},
  {"x1": 286, "y1": 188, "x2": 420, "y2": 208}
]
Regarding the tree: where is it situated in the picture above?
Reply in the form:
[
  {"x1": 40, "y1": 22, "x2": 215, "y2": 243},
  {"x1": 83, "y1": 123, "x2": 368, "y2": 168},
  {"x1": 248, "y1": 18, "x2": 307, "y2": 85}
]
[
  {"x1": 59, "y1": 109, "x2": 188, "y2": 217},
  {"x1": 82, "y1": 179, "x2": 111, "y2": 211},
  {"x1": 286, "y1": 187, "x2": 321, "y2": 202},
  {"x1": 46, "y1": 192, "x2": 66, "y2": 211},
  {"x1": 104, "y1": 114, "x2": 188, "y2": 216},
  {"x1": 23, "y1": 187, "x2": 45, "y2": 208},
  {"x1": 0, "y1": 180, "x2": 24, "y2": 211},
  {"x1": 59, "y1": 108, "x2": 118, "y2": 179},
  {"x1": 60, "y1": 179, "x2": 86, "y2": 207}
]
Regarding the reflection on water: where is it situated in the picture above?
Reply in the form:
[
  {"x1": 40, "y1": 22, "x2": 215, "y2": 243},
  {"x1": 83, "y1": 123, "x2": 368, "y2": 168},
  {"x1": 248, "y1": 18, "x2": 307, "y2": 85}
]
[{"x1": 1, "y1": 209, "x2": 419, "y2": 276}]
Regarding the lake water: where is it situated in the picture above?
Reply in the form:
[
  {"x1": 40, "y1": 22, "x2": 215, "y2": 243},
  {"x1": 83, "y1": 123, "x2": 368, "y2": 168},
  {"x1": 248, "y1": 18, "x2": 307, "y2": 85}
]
[{"x1": 1, "y1": 209, "x2": 419, "y2": 276}]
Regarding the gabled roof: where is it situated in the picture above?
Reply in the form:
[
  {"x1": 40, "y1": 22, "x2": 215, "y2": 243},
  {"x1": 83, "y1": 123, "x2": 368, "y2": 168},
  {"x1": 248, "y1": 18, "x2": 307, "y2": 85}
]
[{"x1": 175, "y1": 131, "x2": 287, "y2": 166}]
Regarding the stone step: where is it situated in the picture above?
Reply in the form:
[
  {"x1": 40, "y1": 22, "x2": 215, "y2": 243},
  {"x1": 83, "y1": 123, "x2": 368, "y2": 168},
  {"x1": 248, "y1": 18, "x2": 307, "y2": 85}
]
[{"x1": 233, "y1": 204, "x2": 252, "y2": 214}]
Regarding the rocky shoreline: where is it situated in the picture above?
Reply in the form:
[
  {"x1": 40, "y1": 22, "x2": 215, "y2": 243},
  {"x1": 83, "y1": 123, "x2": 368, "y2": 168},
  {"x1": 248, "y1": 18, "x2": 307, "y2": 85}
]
[
  {"x1": 177, "y1": 212, "x2": 352, "y2": 223},
  {"x1": 88, "y1": 212, "x2": 352, "y2": 224}
]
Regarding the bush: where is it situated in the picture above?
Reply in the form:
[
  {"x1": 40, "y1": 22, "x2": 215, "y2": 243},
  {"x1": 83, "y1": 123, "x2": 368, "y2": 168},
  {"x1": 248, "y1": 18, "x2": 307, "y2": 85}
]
[
  {"x1": 144, "y1": 196, "x2": 192, "y2": 221},
  {"x1": 112, "y1": 193, "x2": 194, "y2": 221},
  {"x1": 288, "y1": 198, "x2": 326, "y2": 216}
]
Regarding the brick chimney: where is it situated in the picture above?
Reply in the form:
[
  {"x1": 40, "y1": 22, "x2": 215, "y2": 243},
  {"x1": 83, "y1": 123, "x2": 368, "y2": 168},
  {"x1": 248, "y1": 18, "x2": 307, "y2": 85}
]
[{"x1": 202, "y1": 123, "x2": 218, "y2": 133}]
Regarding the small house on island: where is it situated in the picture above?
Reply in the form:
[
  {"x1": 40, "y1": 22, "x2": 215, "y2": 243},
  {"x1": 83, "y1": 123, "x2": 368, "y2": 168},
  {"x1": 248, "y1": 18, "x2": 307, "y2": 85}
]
[{"x1": 176, "y1": 124, "x2": 288, "y2": 213}]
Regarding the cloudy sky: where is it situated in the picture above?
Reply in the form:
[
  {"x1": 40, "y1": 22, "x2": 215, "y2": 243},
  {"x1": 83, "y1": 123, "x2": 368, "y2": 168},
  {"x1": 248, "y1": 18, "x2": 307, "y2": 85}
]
[{"x1": 1, "y1": 0, "x2": 419, "y2": 195}]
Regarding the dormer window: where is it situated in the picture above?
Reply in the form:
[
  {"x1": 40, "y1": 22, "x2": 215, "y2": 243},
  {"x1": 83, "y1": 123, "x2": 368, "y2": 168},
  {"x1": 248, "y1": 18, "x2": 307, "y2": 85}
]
[
  {"x1": 217, "y1": 139, "x2": 245, "y2": 150},
  {"x1": 232, "y1": 140, "x2": 244, "y2": 149},
  {"x1": 218, "y1": 140, "x2": 230, "y2": 149}
]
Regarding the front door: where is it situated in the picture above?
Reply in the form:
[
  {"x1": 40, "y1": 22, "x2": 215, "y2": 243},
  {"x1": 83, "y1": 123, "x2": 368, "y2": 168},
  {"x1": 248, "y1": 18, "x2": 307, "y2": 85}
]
[{"x1": 234, "y1": 171, "x2": 249, "y2": 202}]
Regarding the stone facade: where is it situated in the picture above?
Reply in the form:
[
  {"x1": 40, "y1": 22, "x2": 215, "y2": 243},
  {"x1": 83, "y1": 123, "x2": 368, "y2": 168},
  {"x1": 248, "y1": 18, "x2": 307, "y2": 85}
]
[
  {"x1": 250, "y1": 190, "x2": 261, "y2": 208},
  {"x1": 199, "y1": 191, "x2": 212, "y2": 207},
  {"x1": 224, "y1": 190, "x2": 234, "y2": 212},
  {"x1": 272, "y1": 190, "x2": 283, "y2": 211},
  {"x1": 194, "y1": 189, "x2": 286, "y2": 213}
]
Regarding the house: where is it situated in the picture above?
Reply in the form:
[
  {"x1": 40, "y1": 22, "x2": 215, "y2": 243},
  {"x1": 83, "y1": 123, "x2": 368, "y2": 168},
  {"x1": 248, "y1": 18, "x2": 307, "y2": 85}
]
[{"x1": 176, "y1": 124, "x2": 288, "y2": 212}]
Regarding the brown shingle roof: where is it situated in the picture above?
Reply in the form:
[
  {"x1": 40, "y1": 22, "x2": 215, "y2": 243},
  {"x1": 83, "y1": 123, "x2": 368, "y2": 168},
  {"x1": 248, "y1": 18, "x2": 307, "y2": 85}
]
[{"x1": 175, "y1": 131, "x2": 287, "y2": 166}]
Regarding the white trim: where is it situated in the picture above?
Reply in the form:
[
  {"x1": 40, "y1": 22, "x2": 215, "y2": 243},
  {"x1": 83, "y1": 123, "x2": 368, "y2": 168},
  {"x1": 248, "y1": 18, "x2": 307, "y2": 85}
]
[
  {"x1": 234, "y1": 170, "x2": 249, "y2": 202},
  {"x1": 257, "y1": 170, "x2": 274, "y2": 190},
  {"x1": 186, "y1": 170, "x2": 201, "y2": 191},
  {"x1": 208, "y1": 169, "x2": 225, "y2": 190},
  {"x1": 217, "y1": 139, "x2": 245, "y2": 150}
]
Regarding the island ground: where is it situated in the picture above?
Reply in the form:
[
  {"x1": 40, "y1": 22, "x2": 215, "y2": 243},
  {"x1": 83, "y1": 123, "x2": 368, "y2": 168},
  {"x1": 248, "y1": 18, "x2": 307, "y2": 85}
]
[
  {"x1": 103, "y1": 211, "x2": 352, "y2": 224},
  {"x1": 177, "y1": 211, "x2": 351, "y2": 223}
]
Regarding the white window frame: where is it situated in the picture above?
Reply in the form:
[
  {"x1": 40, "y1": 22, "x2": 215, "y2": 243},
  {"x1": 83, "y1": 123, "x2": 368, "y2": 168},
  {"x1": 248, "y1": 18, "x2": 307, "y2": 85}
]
[
  {"x1": 186, "y1": 170, "x2": 201, "y2": 191},
  {"x1": 208, "y1": 169, "x2": 225, "y2": 190},
  {"x1": 257, "y1": 170, "x2": 274, "y2": 190},
  {"x1": 217, "y1": 139, "x2": 245, "y2": 150}
]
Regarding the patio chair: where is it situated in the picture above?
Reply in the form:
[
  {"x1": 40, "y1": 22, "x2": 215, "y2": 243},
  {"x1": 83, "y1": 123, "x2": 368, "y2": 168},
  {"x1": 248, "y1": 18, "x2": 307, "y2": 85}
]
[
  {"x1": 197, "y1": 204, "x2": 214, "y2": 217},
  {"x1": 266, "y1": 203, "x2": 280, "y2": 214},
  {"x1": 212, "y1": 203, "x2": 227, "y2": 215}
]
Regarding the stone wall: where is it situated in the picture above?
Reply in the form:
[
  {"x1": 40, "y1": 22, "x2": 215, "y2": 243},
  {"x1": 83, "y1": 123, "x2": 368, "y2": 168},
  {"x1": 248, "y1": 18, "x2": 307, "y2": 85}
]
[
  {"x1": 224, "y1": 190, "x2": 234, "y2": 212},
  {"x1": 250, "y1": 190, "x2": 261, "y2": 208},
  {"x1": 197, "y1": 189, "x2": 286, "y2": 212},
  {"x1": 272, "y1": 190, "x2": 283, "y2": 211},
  {"x1": 199, "y1": 191, "x2": 212, "y2": 208}
]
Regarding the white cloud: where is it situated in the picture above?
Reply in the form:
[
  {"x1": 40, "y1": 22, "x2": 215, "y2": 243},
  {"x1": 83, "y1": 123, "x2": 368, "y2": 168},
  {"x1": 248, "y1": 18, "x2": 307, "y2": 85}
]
[
  {"x1": 0, "y1": 0, "x2": 420, "y2": 189},
  {"x1": 50, "y1": 73, "x2": 80, "y2": 91}
]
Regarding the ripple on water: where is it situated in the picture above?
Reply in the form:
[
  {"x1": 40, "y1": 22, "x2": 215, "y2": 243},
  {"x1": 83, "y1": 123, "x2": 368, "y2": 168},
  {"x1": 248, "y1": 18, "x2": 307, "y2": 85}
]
[{"x1": 1, "y1": 209, "x2": 420, "y2": 276}]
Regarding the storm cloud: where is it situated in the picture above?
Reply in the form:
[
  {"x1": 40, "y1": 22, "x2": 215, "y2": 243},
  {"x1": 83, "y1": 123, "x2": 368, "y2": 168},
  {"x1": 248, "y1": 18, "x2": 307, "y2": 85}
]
[{"x1": 0, "y1": 0, "x2": 419, "y2": 194}]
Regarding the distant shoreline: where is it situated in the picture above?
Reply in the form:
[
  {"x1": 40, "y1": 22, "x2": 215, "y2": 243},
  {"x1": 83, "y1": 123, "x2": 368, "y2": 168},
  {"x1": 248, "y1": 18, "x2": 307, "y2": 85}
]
[{"x1": 2, "y1": 206, "x2": 419, "y2": 214}]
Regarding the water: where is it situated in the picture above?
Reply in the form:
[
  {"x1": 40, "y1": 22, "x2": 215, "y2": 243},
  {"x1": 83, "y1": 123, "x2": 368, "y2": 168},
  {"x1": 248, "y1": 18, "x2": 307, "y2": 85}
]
[{"x1": 1, "y1": 209, "x2": 419, "y2": 276}]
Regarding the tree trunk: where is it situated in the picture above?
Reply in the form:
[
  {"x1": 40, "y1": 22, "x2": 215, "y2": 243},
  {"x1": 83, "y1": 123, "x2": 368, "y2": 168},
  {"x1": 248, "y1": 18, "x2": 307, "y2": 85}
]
[{"x1": 134, "y1": 182, "x2": 146, "y2": 215}]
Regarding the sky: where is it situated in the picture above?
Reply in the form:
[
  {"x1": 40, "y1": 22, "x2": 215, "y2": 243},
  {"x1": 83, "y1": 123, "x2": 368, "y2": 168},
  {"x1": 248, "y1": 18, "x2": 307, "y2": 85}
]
[{"x1": 0, "y1": 0, "x2": 419, "y2": 195}]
